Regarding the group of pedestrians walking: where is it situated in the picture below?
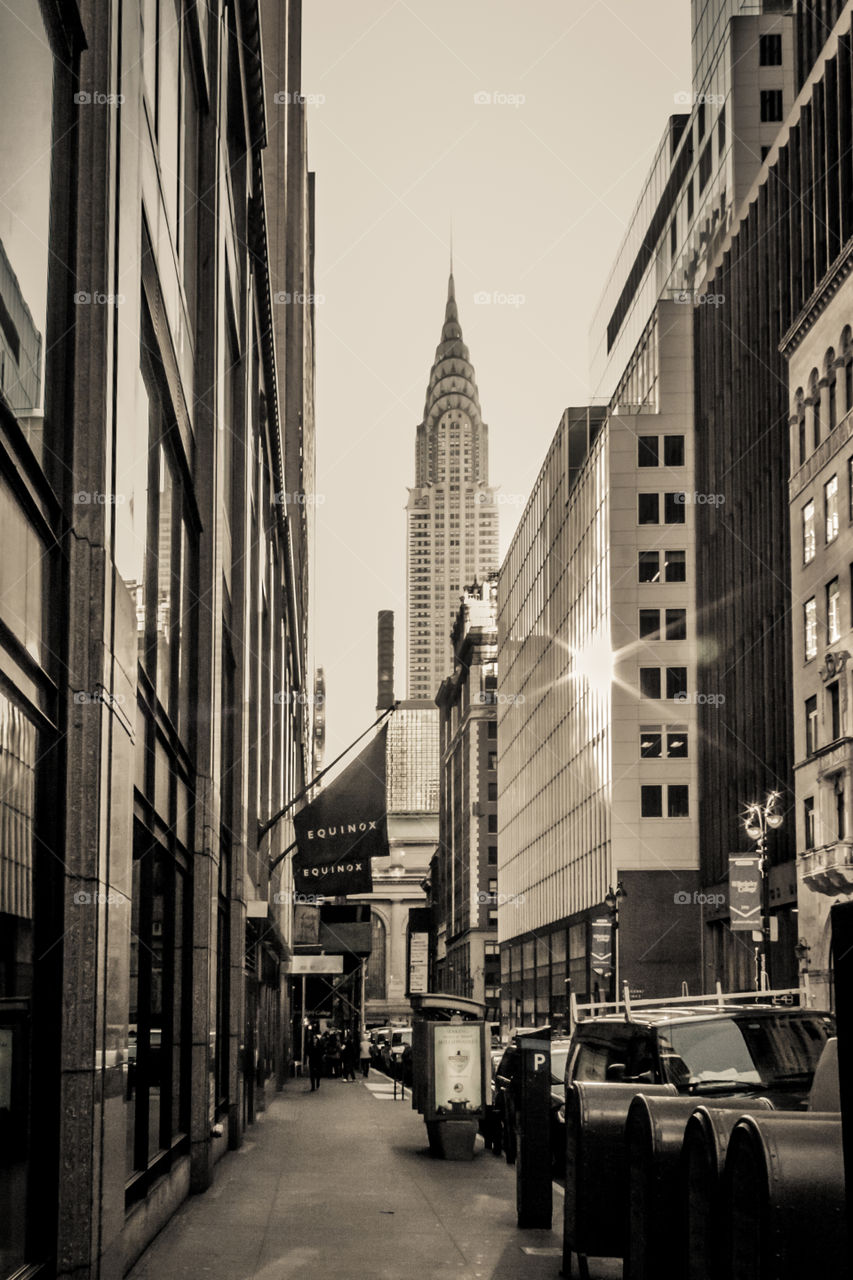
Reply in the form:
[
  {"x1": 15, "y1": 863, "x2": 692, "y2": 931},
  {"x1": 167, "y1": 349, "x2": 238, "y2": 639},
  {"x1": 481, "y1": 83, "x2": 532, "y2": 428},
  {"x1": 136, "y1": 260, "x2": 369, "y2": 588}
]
[{"x1": 306, "y1": 1027, "x2": 373, "y2": 1091}]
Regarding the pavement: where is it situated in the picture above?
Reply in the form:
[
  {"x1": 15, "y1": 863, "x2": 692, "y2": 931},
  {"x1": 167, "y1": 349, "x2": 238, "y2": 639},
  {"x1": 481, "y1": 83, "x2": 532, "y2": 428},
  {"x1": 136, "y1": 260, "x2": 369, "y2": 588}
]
[{"x1": 125, "y1": 1072, "x2": 620, "y2": 1280}]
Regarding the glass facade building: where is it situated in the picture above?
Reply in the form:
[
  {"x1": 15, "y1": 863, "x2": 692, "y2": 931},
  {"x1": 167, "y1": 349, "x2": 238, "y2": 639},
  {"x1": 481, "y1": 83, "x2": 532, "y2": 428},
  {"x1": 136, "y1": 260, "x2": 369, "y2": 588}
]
[
  {"x1": 0, "y1": 0, "x2": 316, "y2": 1274},
  {"x1": 497, "y1": 348, "x2": 705, "y2": 1032}
]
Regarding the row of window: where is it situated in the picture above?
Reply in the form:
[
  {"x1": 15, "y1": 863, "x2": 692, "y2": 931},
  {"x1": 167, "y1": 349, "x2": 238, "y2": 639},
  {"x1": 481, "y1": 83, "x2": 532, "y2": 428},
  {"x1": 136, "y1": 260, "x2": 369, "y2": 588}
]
[
  {"x1": 641, "y1": 784, "x2": 690, "y2": 818},
  {"x1": 802, "y1": 459, "x2": 853, "y2": 562},
  {"x1": 803, "y1": 572, "x2": 848, "y2": 660},
  {"x1": 639, "y1": 609, "x2": 687, "y2": 640},
  {"x1": 637, "y1": 434, "x2": 685, "y2": 467},
  {"x1": 802, "y1": 783, "x2": 847, "y2": 849},
  {"x1": 794, "y1": 331, "x2": 853, "y2": 465},
  {"x1": 640, "y1": 725, "x2": 689, "y2": 758},
  {"x1": 639, "y1": 666, "x2": 687, "y2": 699},
  {"x1": 638, "y1": 549, "x2": 686, "y2": 583},
  {"x1": 638, "y1": 493, "x2": 687, "y2": 524},
  {"x1": 804, "y1": 682, "x2": 842, "y2": 756}
]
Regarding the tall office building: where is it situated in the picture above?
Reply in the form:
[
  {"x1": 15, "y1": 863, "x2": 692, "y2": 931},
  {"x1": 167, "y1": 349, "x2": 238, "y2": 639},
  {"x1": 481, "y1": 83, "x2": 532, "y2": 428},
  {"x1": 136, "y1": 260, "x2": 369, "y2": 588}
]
[
  {"x1": 498, "y1": 311, "x2": 704, "y2": 1030},
  {"x1": 0, "y1": 1, "x2": 315, "y2": 1274},
  {"x1": 590, "y1": 0, "x2": 794, "y2": 403},
  {"x1": 406, "y1": 273, "x2": 499, "y2": 699}
]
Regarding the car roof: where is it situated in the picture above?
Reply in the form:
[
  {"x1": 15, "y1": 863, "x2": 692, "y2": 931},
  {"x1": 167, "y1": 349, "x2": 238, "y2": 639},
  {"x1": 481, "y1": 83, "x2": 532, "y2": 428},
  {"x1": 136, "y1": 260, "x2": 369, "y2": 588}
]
[{"x1": 573, "y1": 1004, "x2": 831, "y2": 1029}]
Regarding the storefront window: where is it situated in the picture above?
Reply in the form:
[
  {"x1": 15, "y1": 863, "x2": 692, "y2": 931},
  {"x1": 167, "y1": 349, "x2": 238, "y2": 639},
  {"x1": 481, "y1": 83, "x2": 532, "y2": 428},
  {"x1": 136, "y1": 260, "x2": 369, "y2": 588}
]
[
  {"x1": 0, "y1": 471, "x2": 48, "y2": 665},
  {"x1": 126, "y1": 830, "x2": 189, "y2": 1191},
  {"x1": 0, "y1": 691, "x2": 37, "y2": 1277}
]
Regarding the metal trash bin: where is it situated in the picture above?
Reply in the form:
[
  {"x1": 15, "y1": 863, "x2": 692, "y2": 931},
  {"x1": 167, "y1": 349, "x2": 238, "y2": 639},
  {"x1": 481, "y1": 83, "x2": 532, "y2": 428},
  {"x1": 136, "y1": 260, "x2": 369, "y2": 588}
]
[
  {"x1": 722, "y1": 1113, "x2": 846, "y2": 1280},
  {"x1": 562, "y1": 1081, "x2": 676, "y2": 1279},
  {"x1": 624, "y1": 1095, "x2": 772, "y2": 1280}
]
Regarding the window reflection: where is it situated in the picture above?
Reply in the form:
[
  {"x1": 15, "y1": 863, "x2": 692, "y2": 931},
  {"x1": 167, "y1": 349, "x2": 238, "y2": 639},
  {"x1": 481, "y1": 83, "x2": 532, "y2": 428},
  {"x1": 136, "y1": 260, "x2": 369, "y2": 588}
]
[
  {"x1": 0, "y1": 0, "x2": 53, "y2": 445},
  {"x1": 155, "y1": 447, "x2": 175, "y2": 710}
]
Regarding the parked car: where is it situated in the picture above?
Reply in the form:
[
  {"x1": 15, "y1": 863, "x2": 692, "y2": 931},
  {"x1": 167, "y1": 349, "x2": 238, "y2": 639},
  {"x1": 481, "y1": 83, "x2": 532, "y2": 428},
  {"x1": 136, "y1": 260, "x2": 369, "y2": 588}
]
[
  {"x1": 381, "y1": 1027, "x2": 413, "y2": 1079},
  {"x1": 565, "y1": 1002, "x2": 835, "y2": 1108},
  {"x1": 491, "y1": 1033, "x2": 574, "y2": 1171},
  {"x1": 369, "y1": 1027, "x2": 392, "y2": 1066}
]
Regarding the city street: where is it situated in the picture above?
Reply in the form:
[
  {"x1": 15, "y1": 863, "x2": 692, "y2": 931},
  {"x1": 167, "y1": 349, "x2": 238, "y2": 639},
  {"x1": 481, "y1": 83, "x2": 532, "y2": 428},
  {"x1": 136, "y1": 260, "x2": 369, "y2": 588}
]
[{"x1": 126, "y1": 1076, "x2": 616, "y2": 1280}]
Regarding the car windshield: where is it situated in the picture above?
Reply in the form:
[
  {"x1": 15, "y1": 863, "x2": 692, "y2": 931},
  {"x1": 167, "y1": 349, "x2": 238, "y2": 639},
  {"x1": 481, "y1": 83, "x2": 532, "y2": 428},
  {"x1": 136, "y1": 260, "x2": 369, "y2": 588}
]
[
  {"x1": 551, "y1": 1047, "x2": 569, "y2": 1084},
  {"x1": 661, "y1": 1014, "x2": 833, "y2": 1088}
]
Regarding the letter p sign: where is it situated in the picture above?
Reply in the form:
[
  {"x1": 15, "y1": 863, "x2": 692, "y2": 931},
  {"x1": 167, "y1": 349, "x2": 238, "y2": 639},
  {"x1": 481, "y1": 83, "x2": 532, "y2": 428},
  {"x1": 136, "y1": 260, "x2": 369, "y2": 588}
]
[{"x1": 533, "y1": 1052, "x2": 546, "y2": 1073}]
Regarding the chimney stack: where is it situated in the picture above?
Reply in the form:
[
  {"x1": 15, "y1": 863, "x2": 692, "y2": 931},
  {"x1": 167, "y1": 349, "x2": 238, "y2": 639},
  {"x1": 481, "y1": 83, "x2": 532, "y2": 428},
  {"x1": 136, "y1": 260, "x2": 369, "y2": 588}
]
[{"x1": 377, "y1": 611, "x2": 395, "y2": 710}]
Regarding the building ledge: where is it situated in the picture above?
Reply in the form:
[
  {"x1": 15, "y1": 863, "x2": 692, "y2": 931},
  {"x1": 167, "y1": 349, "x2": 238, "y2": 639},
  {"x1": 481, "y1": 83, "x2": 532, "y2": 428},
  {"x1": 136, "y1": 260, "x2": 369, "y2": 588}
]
[{"x1": 801, "y1": 841, "x2": 853, "y2": 894}]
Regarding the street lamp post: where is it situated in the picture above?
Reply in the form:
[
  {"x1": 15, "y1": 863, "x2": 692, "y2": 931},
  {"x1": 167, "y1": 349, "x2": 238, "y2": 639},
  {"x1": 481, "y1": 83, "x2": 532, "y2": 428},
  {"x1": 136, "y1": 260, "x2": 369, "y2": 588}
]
[
  {"x1": 604, "y1": 881, "x2": 626, "y2": 1004},
  {"x1": 743, "y1": 791, "x2": 784, "y2": 990}
]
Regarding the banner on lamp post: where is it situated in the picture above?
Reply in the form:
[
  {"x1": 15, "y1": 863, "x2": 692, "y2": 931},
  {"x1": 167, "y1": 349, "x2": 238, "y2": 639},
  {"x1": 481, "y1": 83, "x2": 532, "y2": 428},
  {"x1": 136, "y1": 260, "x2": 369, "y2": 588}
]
[
  {"x1": 729, "y1": 854, "x2": 763, "y2": 932},
  {"x1": 591, "y1": 916, "x2": 613, "y2": 978}
]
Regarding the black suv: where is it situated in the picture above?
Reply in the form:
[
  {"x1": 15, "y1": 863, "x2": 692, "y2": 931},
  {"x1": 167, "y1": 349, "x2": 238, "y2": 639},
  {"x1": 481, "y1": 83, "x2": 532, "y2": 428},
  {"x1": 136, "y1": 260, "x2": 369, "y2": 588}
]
[{"x1": 565, "y1": 1003, "x2": 835, "y2": 1108}]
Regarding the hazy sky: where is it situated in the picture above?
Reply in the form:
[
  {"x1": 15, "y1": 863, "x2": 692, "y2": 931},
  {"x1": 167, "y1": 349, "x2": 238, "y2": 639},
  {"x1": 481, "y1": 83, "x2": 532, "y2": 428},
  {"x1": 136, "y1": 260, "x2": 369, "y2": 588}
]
[{"x1": 302, "y1": 0, "x2": 691, "y2": 759}]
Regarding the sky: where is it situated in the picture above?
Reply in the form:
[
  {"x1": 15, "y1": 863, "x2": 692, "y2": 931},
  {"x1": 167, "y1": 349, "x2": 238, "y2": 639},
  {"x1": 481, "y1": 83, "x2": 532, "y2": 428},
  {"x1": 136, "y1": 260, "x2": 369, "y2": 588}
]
[{"x1": 302, "y1": 0, "x2": 692, "y2": 760}]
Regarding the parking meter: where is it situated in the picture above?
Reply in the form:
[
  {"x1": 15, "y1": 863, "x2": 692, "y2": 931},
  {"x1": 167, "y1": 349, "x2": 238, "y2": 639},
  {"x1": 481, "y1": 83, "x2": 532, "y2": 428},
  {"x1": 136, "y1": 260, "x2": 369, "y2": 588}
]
[{"x1": 516, "y1": 1035, "x2": 552, "y2": 1229}]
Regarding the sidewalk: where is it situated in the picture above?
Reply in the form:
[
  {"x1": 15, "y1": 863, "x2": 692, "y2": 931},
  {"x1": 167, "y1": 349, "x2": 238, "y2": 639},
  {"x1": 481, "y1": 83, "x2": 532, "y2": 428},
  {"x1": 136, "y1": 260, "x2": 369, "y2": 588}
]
[{"x1": 126, "y1": 1074, "x2": 579, "y2": 1280}]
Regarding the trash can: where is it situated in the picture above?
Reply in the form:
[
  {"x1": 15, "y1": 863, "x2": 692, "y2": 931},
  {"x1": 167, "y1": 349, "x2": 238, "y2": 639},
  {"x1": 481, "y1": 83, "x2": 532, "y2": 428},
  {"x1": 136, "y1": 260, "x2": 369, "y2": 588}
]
[{"x1": 722, "y1": 1113, "x2": 846, "y2": 1280}]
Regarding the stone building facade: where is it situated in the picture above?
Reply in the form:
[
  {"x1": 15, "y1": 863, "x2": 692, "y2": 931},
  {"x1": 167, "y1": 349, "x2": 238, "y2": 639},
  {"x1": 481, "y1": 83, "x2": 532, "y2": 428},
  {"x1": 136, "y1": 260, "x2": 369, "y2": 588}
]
[
  {"x1": 0, "y1": 1, "x2": 314, "y2": 1276},
  {"x1": 434, "y1": 578, "x2": 501, "y2": 1021}
]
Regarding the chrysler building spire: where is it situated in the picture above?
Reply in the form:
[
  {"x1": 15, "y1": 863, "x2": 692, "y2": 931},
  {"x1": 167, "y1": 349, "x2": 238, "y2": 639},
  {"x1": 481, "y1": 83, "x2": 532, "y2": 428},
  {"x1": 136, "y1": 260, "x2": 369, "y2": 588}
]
[{"x1": 406, "y1": 270, "x2": 499, "y2": 700}]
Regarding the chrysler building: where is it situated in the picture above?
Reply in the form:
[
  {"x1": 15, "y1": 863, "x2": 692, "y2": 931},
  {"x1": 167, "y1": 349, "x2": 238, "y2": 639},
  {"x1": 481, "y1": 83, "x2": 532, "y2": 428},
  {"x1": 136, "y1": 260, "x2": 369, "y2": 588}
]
[{"x1": 406, "y1": 273, "x2": 499, "y2": 698}]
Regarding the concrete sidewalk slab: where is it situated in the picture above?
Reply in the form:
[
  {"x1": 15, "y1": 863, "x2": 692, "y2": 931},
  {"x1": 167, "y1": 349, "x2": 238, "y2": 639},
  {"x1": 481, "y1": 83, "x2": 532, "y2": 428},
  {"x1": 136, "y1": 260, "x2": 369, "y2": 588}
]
[{"x1": 126, "y1": 1076, "x2": 610, "y2": 1280}]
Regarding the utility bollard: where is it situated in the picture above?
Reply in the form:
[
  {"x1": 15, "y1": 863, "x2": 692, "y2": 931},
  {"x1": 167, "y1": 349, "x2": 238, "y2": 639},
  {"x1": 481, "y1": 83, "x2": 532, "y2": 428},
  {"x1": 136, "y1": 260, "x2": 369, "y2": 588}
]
[{"x1": 516, "y1": 1035, "x2": 552, "y2": 1229}]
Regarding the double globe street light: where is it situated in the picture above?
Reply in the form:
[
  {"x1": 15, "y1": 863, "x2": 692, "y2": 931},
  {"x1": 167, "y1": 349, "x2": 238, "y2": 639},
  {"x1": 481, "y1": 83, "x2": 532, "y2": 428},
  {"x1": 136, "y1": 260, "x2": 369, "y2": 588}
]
[{"x1": 743, "y1": 791, "x2": 784, "y2": 989}]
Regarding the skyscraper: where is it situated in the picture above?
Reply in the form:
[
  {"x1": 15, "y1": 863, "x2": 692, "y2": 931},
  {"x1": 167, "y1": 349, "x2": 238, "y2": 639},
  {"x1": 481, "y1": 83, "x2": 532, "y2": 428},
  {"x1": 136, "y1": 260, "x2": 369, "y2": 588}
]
[{"x1": 406, "y1": 272, "x2": 499, "y2": 699}]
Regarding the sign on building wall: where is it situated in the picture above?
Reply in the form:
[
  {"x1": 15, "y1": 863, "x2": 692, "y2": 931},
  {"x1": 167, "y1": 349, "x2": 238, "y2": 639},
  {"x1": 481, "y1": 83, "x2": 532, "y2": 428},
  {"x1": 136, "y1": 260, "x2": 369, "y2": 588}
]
[
  {"x1": 286, "y1": 955, "x2": 345, "y2": 975},
  {"x1": 729, "y1": 855, "x2": 762, "y2": 932},
  {"x1": 409, "y1": 932, "x2": 429, "y2": 993}
]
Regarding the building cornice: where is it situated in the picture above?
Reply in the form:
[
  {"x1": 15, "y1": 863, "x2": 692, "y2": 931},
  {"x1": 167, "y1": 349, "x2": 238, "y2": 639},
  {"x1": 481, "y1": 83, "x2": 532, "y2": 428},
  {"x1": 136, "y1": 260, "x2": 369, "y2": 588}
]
[{"x1": 779, "y1": 235, "x2": 853, "y2": 358}]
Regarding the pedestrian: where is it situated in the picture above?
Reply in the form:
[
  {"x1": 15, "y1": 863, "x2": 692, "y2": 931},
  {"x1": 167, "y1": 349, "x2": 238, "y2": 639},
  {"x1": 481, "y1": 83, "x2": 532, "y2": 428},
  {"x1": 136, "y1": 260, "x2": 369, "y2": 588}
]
[
  {"x1": 307, "y1": 1033, "x2": 324, "y2": 1092},
  {"x1": 342, "y1": 1032, "x2": 358, "y2": 1081},
  {"x1": 359, "y1": 1030, "x2": 372, "y2": 1078},
  {"x1": 324, "y1": 1031, "x2": 342, "y2": 1078}
]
